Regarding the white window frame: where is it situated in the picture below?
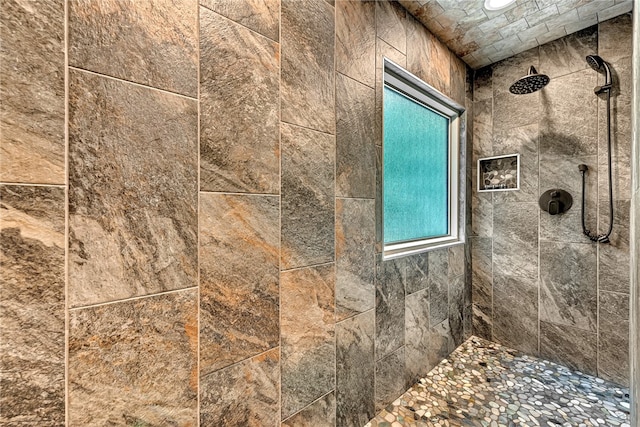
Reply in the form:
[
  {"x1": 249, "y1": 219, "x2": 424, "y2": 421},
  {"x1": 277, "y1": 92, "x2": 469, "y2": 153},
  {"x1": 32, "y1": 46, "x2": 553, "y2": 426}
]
[{"x1": 382, "y1": 58, "x2": 466, "y2": 259}]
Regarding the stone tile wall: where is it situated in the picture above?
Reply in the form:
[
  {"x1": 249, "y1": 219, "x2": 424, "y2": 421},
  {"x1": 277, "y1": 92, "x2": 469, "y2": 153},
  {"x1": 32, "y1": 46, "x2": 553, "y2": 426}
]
[
  {"x1": 630, "y1": 3, "x2": 639, "y2": 425},
  {"x1": 1, "y1": 1, "x2": 470, "y2": 425},
  {"x1": 471, "y1": 14, "x2": 633, "y2": 387}
]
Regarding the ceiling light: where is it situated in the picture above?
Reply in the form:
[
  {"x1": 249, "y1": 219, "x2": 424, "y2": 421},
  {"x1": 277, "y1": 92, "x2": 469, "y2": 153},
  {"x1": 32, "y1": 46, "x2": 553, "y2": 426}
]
[{"x1": 484, "y1": 0, "x2": 516, "y2": 11}]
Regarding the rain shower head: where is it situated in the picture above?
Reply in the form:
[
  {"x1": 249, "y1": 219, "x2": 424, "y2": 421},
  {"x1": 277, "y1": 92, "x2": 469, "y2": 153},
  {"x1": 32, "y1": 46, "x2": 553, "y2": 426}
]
[
  {"x1": 586, "y1": 54, "x2": 612, "y2": 93},
  {"x1": 509, "y1": 66, "x2": 550, "y2": 94}
]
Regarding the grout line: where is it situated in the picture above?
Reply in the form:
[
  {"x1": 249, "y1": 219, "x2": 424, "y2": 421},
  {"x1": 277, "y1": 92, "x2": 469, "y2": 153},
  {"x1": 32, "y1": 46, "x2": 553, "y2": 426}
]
[
  {"x1": 332, "y1": 0, "x2": 338, "y2": 412},
  {"x1": 198, "y1": 189, "x2": 280, "y2": 197},
  {"x1": 280, "y1": 118, "x2": 336, "y2": 137},
  {"x1": 67, "y1": 66, "x2": 198, "y2": 101},
  {"x1": 196, "y1": 1, "x2": 201, "y2": 425},
  {"x1": 199, "y1": 3, "x2": 279, "y2": 45},
  {"x1": 67, "y1": 287, "x2": 200, "y2": 311},
  {"x1": 278, "y1": 0, "x2": 283, "y2": 422},
  {"x1": 0, "y1": 182, "x2": 66, "y2": 187},
  {"x1": 280, "y1": 389, "x2": 335, "y2": 424},
  {"x1": 280, "y1": 260, "x2": 336, "y2": 274},
  {"x1": 337, "y1": 69, "x2": 375, "y2": 91},
  {"x1": 64, "y1": 0, "x2": 70, "y2": 424},
  {"x1": 200, "y1": 346, "x2": 280, "y2": 382}
]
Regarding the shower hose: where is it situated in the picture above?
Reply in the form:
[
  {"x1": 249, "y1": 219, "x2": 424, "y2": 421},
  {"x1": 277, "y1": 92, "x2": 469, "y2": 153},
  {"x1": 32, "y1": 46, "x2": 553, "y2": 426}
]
[{"x1": 579, "y1": 88, "x2": 614, "y2": 244}]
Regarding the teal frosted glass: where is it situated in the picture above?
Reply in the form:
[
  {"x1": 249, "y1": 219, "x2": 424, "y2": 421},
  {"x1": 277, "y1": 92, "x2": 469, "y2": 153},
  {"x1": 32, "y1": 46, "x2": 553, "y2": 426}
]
[{"x1": 383, "y1": 86, "x2": 449, "y2": 244}]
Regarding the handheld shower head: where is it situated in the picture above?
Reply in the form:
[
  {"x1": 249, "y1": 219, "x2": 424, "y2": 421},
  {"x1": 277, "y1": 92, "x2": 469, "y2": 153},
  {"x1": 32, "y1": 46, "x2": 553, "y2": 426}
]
[{"x1": 586, "y1": 54, "x2": 612, "y2": 94}]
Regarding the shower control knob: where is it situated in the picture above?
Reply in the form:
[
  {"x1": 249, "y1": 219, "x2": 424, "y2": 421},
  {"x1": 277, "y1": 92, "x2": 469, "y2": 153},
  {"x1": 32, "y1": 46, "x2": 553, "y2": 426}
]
[{"x1": 539, "y1": 189, "x2": 572, "y2": 216}]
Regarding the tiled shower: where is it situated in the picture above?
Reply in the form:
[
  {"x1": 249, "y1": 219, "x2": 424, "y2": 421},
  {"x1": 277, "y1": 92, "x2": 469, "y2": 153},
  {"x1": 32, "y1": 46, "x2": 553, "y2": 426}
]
[{"x1": 0, "y1": 1, "x2": 636, "y2": 427}]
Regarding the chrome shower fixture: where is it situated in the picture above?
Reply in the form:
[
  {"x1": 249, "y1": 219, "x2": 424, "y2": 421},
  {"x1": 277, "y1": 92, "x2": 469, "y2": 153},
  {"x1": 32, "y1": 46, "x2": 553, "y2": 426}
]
[{"x1": 509, "y1": 66, "x2": 550, "y2": 94}]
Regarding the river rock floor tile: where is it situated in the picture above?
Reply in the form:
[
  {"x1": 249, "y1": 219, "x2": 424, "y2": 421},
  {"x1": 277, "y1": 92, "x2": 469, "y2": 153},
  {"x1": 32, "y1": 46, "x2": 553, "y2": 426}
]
[{"x1": 366, "y1": 336, "x2": 630, "y2": 427}]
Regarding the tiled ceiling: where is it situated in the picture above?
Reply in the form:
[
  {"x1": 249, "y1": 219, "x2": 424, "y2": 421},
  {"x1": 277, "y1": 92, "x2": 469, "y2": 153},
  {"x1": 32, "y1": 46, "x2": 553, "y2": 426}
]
[{"x1": 398, "y1": 0, "x2": 634, "y2": 69}]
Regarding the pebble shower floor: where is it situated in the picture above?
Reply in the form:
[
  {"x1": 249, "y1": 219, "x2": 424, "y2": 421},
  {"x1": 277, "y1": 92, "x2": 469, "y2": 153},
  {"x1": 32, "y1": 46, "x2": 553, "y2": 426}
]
[{"x1": 366, "y1": 337, "x2": 631, "y2": 427}]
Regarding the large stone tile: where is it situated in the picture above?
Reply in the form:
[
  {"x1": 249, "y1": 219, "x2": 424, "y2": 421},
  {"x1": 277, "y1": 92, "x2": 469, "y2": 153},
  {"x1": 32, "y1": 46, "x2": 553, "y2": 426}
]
[
  {"x1": 68, "y1": 290, "x2": 198, "y2": 426},
  {"x1": 336, "y1": 0, "x2": 375, "y2": 88},
  {"x1": 539, "y1": 154, "x2": 598, "y2": 243},
  {"x1": 493, "y1": 202, "x2": 538, "y2": 282},
  {"x1": 199, "y1": 194, "x2": 279, "y2": 375},
  {"x1": 493, "y1": 275, "x2": 538, "y2": 355},
  {"x1": 375, "y1": 39, "x2": 406, "y2": 148},
  {"x1": 599, "y1": 291, "x2": 630, "y2": 386},
  {"x1": 428, "y1": 319, "x2": 455, "y2": 365},
  {"x1": 200, "y1": 348, "x2": 279, "y2": 427},
  {"x1": 539, "y1": 25, "x2": 598, "y2": 79},
  {"x1": 0, "y1": 185, "x2": 65, "y2": 425},
  {"x1": 540, "y1": 242, "x2": 597, "y2": 332},
  {"x1": 68, "y1": 0, "x2": 198, "y2": 96},
  {"x1": 336, "y1": 73, "x2": 376, "y2": 199},
  {"x1": 492, "y1": 124, "x2": 539, "y2": 203},
  {"x1": 448, "y1": 244, "x2": 465, "y2": 278},
  {"x1": 493, "y1": 90, "x2": 539, "y2": 133},
  {"x1": 428, "y1": 248, "x2": 449, "y2": 327},
  {"x1": 336, "y1": 310, "x2": 375, "y2": 427},
  {"x1": 281, "y1": 123, "x2": 335, "y2": 270},
  {"x1": 375, "y1": 347, "x2": 407, "y2": 412},
  {"x1": 540, "y1": 69, "x2": 598, "y2": 157},
  {"x1": 375, "y1": 256, "x2": 405, "y2": 360},
  {"x1": 473, "y1": 100, "x2": 493, "y2": 165},
  {"x1": 0, "y1": 0, "x2": 65, "y2": 184},
  {"x1": 449, "y1": 275, "x2": 466, "y2": 348},
  {"x1": 450, "y1": 55, "x2": 468, "y2": 106},
  {"x1": 281, "y1": 264, "x2": 335, "y2": 419},
  {"x1": 405, "y1": 289, "x2": 431, "y2": 383},
  {"x1": 281, "y1": 0, "x2": 335, "y2": 133},
  {"x1": 282, "y1": 392, "x2": 336, "y2": 427},
  {"x1": 336, "y1": 198, "x2": 375, "y2": 322},
  {"x1": 199, "y1": 7, "x2": 279, "y2": 194},
  {"x1": 598, "y1": 13, "x2": 632, "y2": 64},
  {"x1": 68, "y1": 70, "x2": 198, "y2": 307},
  {"x1": 404, "y1": 252, "x2": 429, "y2": 295},
  {"x1": 599, "y1": 199, "x2": 630, "y2": 293},
  {"x1": 200, "y1": 0, "x2": 279, "y2": 41},
  {"x1": 540, "y1": 321, "x2": 597, "y2": 377},
  {"x1": 471, "y1": 184, "x2": 493, "y2": 237},
  {"x1": 471, "y1": 237, "x2": 492, "y2": 340},
  {"x1": 376, "y1": 0, "x2": 406, "y2": 54},
  {"x1": 473, "y1": 66, "x2": 493, "y2": 101},
  {"x1": 406, "y1": 15, "x2": 450, "y2": 96}
]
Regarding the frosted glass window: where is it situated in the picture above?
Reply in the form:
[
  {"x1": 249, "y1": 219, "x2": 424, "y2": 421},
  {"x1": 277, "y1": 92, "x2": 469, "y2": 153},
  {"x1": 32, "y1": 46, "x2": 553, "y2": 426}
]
[
  {"x1": 382, "y1": 58, "x2": 464, "y2": 259},
  {"x1": 383, "y1": 86, "x2": 449, "y2": 243}
]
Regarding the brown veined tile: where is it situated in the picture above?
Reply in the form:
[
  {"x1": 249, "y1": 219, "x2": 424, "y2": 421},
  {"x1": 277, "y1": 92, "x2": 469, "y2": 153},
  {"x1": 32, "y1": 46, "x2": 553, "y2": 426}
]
[
  {"x1": 68, "y1": 70, "x2": 198, "y2": 307},
  {"x1": 336, "y1": 310, "x2": 375, "y2": 427},
  {"x1": 375, "y1": 38, "x2": 406, "y2": 148},
  {"x1": 281, "y1": 0, "x2": 335, "y2": 134},
  {"x1": 336, "y1": 198, "x2": 375, "y2": 322},
  {"x1": 68, "y1": 290, "x2": 198, "y2": 426},
  {"x1": 200, "y1": 0, "x2": 279, "y2": 42},
  {"x1": 336, "y1": 73, "x2": 376, "y2": 199},
  {"x1": 68, "y1": 0, "x2": 198, "y2": 96},
  {"x1": 281, "y1": 392, "x2": 336, "y2": 427},
  {"x1": 199, "y1": 193, "x2": 279, "y2": 376},
  {"x1": 0, "y1": 0, "x2": 65, "y2": 184},
  {"x1": 450, "y1": 54, "x2": 468, "y2": 105},
  {"x1": 281, "y1": 123, "x2": 335, "y2": 270},
  {"x1": 281, "y1": 264, "x2": 336, "y2": 419},
  {"x1": 200, "y1": 6, "x2": 280, "y2": 194},
  {"x1": 376, "y1": 0, "x2": 406, "y2": 55},
  {"x1": 200, "y1": 348, "x2": 280, "y2": 427},
  {"x1": 0, "y1": 185, "x2": 65, "y2": 425},
  {"x1": 336, "y1": 0, "x2": 375, "y2": 88},
  {"x1": 406, "y1": 15, "x2": 451, "y2": 96}
]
